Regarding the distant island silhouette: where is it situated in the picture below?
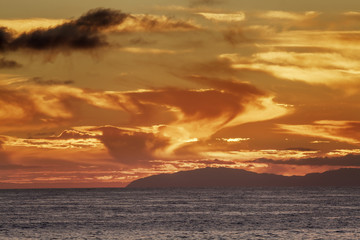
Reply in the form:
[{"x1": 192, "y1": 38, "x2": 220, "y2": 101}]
[{"x1": 126, "y1": 167, "x2": 360, "y2": 188}]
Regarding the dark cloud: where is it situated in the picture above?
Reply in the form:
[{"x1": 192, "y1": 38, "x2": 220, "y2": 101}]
[
  {"x1": 0, "y1": 57, "x2": 22, "y2": 69},
  {"x1": 196, "y1": 159, "x2": 236, "y2": 165},
  {"x1": 0, "y1": 27, "x2": 13, "y2": 51},
  {"x1": 2, "y1": 8, "x2": 128, "y2": 52},
  {"x1": 75, "y1": 8, "x2": 128, "y2": 30},
  {"x1": 1, "y1": 9, "x2": 197, "y2": 54},
  {"x1": 189, "y1": 0, "x2": 225, "y2": 7},
  {"x1": 29, "y1": 77, "x2": 74, "y2": 85},
  {"x1": 250, "y1": 154, "x2": 360, "y2": 166},
  {"x1": 223, "y1": 28, "x2": 251, "y2": 45},
  {"x1": 125, "y1": 77, "x2": 265, "y2": 123},
  {"x1": 93, "y1": 126, "x2": 169, "y2": 166}
]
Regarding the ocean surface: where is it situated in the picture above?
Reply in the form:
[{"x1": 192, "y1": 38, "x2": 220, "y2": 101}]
[{"x1": 0, "y1": 187, "x2": 360, "y2": 239}]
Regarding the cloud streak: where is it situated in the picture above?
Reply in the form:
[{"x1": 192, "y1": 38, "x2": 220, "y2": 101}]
[
  {"x1": 278, "y1": 121, "x2": 360, "y2": 145},
  {"x1": 197, "y1": 12, "x2": 245, "y2": 22},
  {"x1": 250, "y1": 154, "x2": 360, "y2": 167},
  {"x1": 220, "y1": 51, "x2": 360, "y2": 86}
]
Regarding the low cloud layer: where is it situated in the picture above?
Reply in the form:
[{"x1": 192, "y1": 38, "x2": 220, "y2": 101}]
[
  {"x1": 250, "y1": 154, "x2": 360, "y2": 167},
  {"x1": 0, "y1": 76, "x2": 289, "y2": 165}
]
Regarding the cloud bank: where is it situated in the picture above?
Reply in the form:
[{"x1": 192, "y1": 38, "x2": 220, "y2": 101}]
[{"x1": 250, "y1": 154, "x2": 360, "y2": 167}]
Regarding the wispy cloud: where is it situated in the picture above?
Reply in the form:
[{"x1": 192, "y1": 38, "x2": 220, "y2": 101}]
[
  {"x1": 219, "y1": 51, "x2": 360, "y2": 86},
  {"x1": 249, "y1": 154, "x2": 360, "y2": 167},
  {"x1": 121, "y1": 47, "x2": 176, "y2": 54},
  {"x1": 278, "y1": 120, "x2": 360, "y2": 145},
  {"x1": 116, "y1": 14, "x2": 199, "y2": 32},
  {"x1": 197, "y1": 12, "x2": 245, "y2": 22},
  {"x1": 257, "y1": 11, "x2": 320, "y2": 21}
]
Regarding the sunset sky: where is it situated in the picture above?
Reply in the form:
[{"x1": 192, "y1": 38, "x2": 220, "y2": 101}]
[{"x1": 1, "y1": 0, "x2": 360, "y2": 188}]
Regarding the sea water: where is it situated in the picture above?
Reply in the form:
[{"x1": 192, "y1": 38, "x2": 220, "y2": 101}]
[{"x1": 0, "y1": 187, "x2": 359, "y2": 239}]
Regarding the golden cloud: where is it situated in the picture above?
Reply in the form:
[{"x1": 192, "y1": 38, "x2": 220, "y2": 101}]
[
  {"x1": 257, "y1": 11, "x2": 320, "y2": 21},
  {"x1": 220, "y1": 51, "x2": 360, "y2": 86},
  {"x1": 0, "y1": 18, "x2": 68, "y2": 33},
  {"x1": 197, "y1": 12, "x2": 245, "y2": 22},
  {"x1": 0, "y1": 75, "x2": 290, "y2": 166},
  {"x1": 278, "y1": 120, "x2": 360, "y2": 145}
]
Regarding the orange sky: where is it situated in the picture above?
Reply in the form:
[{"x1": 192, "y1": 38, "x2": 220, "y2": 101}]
[{"x1": 1, "y1": 0, "x2": 360, "y2": 188}]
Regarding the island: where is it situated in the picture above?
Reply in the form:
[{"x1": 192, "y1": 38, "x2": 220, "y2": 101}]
[{"x1": 126, "y1": 167, "x2": 360, "y2": 188}]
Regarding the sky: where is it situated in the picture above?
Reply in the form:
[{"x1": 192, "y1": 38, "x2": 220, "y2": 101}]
[{"x1": 0, "y1": 0, "x2": 360, "y2": 188}]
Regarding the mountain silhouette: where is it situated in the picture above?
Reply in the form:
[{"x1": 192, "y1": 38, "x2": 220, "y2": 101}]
[{"x1": 126, "y1": 167, "x2": 360, "y2": 188}]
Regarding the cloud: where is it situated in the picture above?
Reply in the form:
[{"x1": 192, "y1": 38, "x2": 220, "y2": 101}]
[
  {"x1": 0, "y1": 18, "x2": 67, "y2": 33},
  {"x1": 27, "y1": 77, "x2": 74, "y2": 86},
  {"x1": 0, "y1": 87, "x2": 35, "y2": 123},
  {"x1": 223, "y1": 28, "x2": 251, "y2": 45},
  {"x1": 0, "y1": 8, "x2": 128, "y2": 53},
  {"x1": 119, "y1": 76, "x2": 289, "y2": 158},
  {"x1": 0, "y1": 9, "x2": 199, "y2": 56},
  {"x1": 0, "y1": 82, "x2": 126, "y2": 131},
  {"x1": 5, "y1": 77, "x2": 74, "y2": 86},
  {"x1": 0, "y1": 58, "x2": 21, "y2": 69},
  {"x1": 203, "y1": 149, "x2": 318, "y2": 162},
  {"x1": 0, "y1": 27, "x2": 12, "y2": 51},
  {"x1": 9, "y1": 8, "x2": 127, "y2": 51},
  {"x1": 257, "y1": 11, "x2": 320, "y2": 21},
  {"x1": 5, "y1": 134, "x2": 103, "y2": 150},
  {"x1": 0, "y1": 76, "x2": 288, "y2": 134},
  {"x1": 220, "y1": 51, "x2": 360, "y2": 86},
  {"x1": 250, "y1": 154, "x2": 360, "y2": 167},
  {"x1": 189, "y1": 0, "x2": 225, "y2": 7},
  {"x1": 197, "y1": 12, "x2": 245, "y2": 22},
  {"x1": 188, "y1": 57, "x2": 237, "y2": 77},
  {"x1": 0, "y1": 138, "x2": 32, "y2": 171},
  {"x1": 92, "y1": 126, "x2": 169, "y2": 166},
  {"x1": 0, "y1": 76, "x2": 289, "y2": 165},
  {"x1": 278, "y1": 120, "x2": 360, "y2": 145},
  {"x1": 116, "y1": 14, "x2": 199, "y2": 32},
  {"x1": 123, "y1": 76, "x2": 274, "y2": 129},
  {"x1": 121, "y1": 47, "x2": 176, "y2": 54},
  {"x1": 222, "y1": 25, "x2": 276, "y2": 46}
]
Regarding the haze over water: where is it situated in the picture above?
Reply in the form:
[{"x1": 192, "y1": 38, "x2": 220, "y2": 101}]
[{"x1": 1, "y1": 187, "x2": 360, "y2": 239}]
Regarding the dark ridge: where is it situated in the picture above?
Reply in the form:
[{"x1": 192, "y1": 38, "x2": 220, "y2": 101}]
[{"x1": 126, "y1": 167, "x2": 360, "y2": 188}]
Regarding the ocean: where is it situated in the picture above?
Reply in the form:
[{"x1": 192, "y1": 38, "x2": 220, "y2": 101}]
[{"x1": 0, "y1": 187, "x2": 359, "y2": 239}]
